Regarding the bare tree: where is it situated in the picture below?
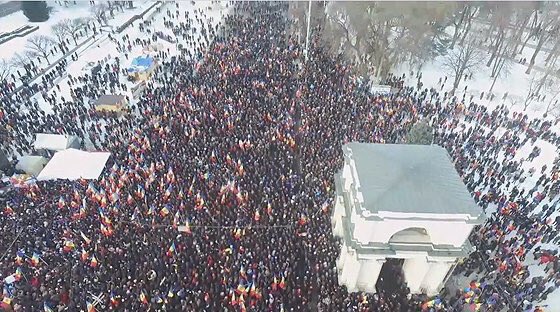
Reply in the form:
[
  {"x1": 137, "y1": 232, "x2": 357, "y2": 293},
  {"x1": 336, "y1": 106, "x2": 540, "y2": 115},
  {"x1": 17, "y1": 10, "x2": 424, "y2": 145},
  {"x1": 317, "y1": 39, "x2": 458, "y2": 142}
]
[
  {"x1": 507, "y1": 96, "x2": 522, "y2": 110},
  {"x1": 91, "y1": 3, "x2": 108, "y2": 25},
  {"x1": 442, "y1": 37, "x2": 484, "y2": 94},
  {"x1": 62, "y1": 18, "x2": 88, "y2": 45},
  {"x1": 11, "y1": 52, "x2": 34, "y2": 68},
  {"x1": 526, "y1": 4, "x2": 560, "y2": 74},
  {"x1": 326, "y1": 2, "x2": 454, "y2": 80},
  {"x1": 0, "y1": 59, "x2": 12, "y2": 81},
  {"x1": 518, "y1": 10, "x2": 541, "y2": 54},
  {"x1": 457, "y1": 5, "x2": 478, "y2": 47},
  {"x1": 51, "y1": 21, "x2": 70, "y2": 46},
  {"x1": 523, "y1": 73, "x2": 541, "y2": 111},
  {"x1": 449, "y1": 4, "x2": 468, "y2": 50},
  {"x1": 26, "y1": 35, "x2": 55, "y2": 65},
  {"x1": 510, "y1": 3, "x2": 539, "y2": 56}
]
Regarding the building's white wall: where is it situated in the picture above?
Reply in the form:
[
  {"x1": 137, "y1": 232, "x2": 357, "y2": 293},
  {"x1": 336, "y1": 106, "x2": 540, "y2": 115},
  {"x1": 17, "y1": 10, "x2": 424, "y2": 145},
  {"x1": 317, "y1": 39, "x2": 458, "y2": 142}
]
[
  {"x1": 342, "y1": 163, "x2": 352, "y2": 189},
  {"x1": 332, "y1": 194, "x2": 345, "y2": 237},
  {"x1": 402, "y1": 257, "x2": 431, "y2": 293},
  {"x1": 353, "y1": 218, "x2": 473, "y2": 247},
  {"x1": 338, "y1": 249, "x2": 361, "y2": 292},
  {"x1": 356, "y1": 259, "x2": 383, "y2": 293},
  {"x1": 421, "y1": 261, "x2": 454, "y2": 295}
]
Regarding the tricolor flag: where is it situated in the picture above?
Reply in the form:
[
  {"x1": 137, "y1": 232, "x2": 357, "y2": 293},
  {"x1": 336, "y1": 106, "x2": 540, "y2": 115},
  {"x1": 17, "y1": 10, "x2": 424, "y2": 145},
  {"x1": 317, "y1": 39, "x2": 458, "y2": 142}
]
[
  {"x1": 164, "y1": 185, "x2": 173, "y2": 198},
  {"x1": 86, "y1": 301, "x2": 95, "y2": 312},
  {"x1": 233, "y1": 228, "x2": 242, "y2": 240},
  {"x1": 110, "y1": 290, "x2": 119, "y2": 306},
  {"x1": 127, "y1": 194, "x2": 134, "y2": 205},
  {"x1": 236, "y1": 283, "x2": 247, "y2": 295},
  {"x1": 99, "y1": 209, "x2": 112, "y2": 225},
  {"x1": 80, "y1": 231, "x2": 92, "y2": 245},
  {"x1": 4, "y1": 203, "x2": 13, "y2": 215},
  {"x1": 81, "y1": 249, "x2": 89, "y2": 262},
  {"x1": 100, "y1": 224, "x2": 112, "y2": 237},
  {"x1": 230, "y1": 291, "x2": 237, "y2": 306},
  {"x1": 195, "y1": 192, "x2": 205, "y2": 210},
  {"x1": 58, "y1": 197, "x2": 66, "y2": 209},
  {"x1": 14, "y1": 268, "x2": 22, "y2": 282},
  {"x1": 2, "y1": 296, "x2": 12, "y2": 304},
  {"x1": 160, "y1": 205, "x2": 170, "y2": 217},
  {"x1": 271, "y1": 276, "x2": 278, "y2": 291},
  {"x1": 90, "y1": 255, "x2": 98, "y2": 268},
  {"x1": 279, "y1": 275, "x2": 286, "y2": 289},
  {"x1": 172, "y1": 211, "x2": 180, "y2": 228},
  {"x1": 30, "y1": 252, "x2": 40, "y2": 266},
  {"x1": 298, "y1": 213, "x2": 308, "y2": 225},
  {"x1": 166, "y1": 242, "x2": 176, "y2": 257},
  {"x1": 63, "y1": 240, "x2": 75, "y2": 253},
  {"x1": 139, "y1": 290, "x2": 148, "y2": 304},
  {"x1": 15, "y1": 250, "x2": 25, "y2": 265},
  {"x1": 237, "y1": 160, "x2": 244, "y2": 176}
]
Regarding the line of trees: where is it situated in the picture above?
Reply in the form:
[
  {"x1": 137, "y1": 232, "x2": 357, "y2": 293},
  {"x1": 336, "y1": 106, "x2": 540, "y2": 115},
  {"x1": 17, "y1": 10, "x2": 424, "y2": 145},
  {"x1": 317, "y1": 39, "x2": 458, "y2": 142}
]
[
  {"x1": 1, "y1": 2, "x2": 119, "y2": 84},
  {"x1": 295, "y1": 2, "x2": 560, "y2": 104}
]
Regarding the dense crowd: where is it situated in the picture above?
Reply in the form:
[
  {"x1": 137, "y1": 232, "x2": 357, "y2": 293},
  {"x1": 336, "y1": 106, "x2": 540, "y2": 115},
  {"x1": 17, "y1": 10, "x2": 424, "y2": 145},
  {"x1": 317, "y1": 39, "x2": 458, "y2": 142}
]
[{"x1": 0, "y1": 2, "x2": 558, "y2": 312}]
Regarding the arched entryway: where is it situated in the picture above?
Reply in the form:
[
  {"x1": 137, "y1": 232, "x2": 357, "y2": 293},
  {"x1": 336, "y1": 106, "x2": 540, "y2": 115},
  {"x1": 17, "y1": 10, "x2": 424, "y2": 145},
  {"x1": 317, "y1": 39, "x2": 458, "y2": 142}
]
[{"x1": 388, "y1": 227, "x2": 432, "y2": 245}]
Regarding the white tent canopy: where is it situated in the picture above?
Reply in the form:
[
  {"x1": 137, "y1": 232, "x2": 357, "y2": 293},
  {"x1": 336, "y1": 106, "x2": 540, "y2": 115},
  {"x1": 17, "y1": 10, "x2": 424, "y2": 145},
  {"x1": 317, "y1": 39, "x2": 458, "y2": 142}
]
[
  {"x1": 16, "y1": 155, "x2": 49, "y2": 176},
  {"x1": 37, "y1": 149, "x2": 110, "y2": 181},
  {"x1": 34, "y1": 133, "x2": 80, "y2": 151}
]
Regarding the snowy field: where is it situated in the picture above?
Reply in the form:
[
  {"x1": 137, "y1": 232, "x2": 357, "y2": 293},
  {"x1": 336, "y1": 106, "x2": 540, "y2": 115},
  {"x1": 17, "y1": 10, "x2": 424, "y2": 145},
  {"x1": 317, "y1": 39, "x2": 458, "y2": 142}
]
[
  {"x1": 393, "y1": 22, "x2": 560, "y2": 311},
  {"x1": 0, "y1": 0, "x2": 153, "y2": 60}
]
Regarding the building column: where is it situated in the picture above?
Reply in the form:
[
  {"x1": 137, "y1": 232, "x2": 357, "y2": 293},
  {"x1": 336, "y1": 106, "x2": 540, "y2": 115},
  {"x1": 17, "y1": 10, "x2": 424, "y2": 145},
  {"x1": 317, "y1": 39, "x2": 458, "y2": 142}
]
[
  {"x1": 421, "y1": 261, "x2": 454, "y2": 295},
  {"x1": 402, "y1": 257, "x2": 430, "y2": 294},
  {"x1": 356, "y1": 259, "x2": 384, "y2": 293},
  {"x1": 332, "y1": 195, "x2": 344, "y2": 237},
  {"x1": 338, "y1": 250, "x2": 360, "y2": 291},
  {"x1": 336, "y1": 244, "x2": 348, "y2": 269}
]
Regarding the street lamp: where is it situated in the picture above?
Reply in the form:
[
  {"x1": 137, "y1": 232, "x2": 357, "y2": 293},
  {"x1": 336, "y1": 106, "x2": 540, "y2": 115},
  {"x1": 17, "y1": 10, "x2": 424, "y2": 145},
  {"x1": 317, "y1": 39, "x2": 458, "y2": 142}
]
[{"x1": 304, "y1": 0, "x2": 311, "y2": 62}]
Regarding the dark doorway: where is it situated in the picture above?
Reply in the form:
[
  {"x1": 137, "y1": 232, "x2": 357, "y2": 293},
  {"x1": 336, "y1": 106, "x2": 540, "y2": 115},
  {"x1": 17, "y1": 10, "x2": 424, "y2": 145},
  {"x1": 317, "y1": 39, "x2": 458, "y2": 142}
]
[{"x1": 376, "y1": 258, "x2": 405, "y2": 293}]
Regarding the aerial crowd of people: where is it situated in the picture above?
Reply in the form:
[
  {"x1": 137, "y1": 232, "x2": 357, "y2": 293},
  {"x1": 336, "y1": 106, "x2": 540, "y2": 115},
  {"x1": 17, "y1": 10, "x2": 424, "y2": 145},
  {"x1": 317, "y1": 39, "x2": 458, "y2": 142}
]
[{"x1": 0, "y1": 2, "x2": 558, "y2": 312}]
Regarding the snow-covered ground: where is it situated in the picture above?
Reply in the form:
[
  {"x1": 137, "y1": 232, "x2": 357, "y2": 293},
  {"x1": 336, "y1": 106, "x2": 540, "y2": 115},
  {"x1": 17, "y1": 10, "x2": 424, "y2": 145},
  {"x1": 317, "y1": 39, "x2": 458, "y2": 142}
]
[
  {"x1": 393, "y1": 22, "x2": 560, "y2": 311},
  {"x1": 3, "y1": 0, "x2": 230, "y2": 150},
  {"x1": 0, "y1": 1, "x2": 154, "y2": 60}
]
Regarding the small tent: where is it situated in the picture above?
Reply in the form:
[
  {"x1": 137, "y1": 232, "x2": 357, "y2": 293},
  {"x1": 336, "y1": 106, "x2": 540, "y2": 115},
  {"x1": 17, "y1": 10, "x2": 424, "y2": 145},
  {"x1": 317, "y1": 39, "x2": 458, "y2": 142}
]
[
  {"x1": 37, "y1": 149, "x2": 111, "y2": 181},
  {"x1": 16, "y1": 155, "x2": 49, "y2": 176},
  {"x1": 34, "y1": 133, "x2": 80, "y2": 151},
  {"x1": 127, "y1": 55, "x2": 156, "y2": 81},
  {"x1": 94, "y1": 94, "x2": 127, "y2": 113}
]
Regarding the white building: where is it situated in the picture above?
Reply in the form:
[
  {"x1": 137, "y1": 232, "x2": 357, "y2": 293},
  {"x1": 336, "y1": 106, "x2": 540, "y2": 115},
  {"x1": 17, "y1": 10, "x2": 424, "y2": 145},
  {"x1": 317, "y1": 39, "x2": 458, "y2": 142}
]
[{"x1": 332, "y1": 143, "x2": 485, "y2": 295}]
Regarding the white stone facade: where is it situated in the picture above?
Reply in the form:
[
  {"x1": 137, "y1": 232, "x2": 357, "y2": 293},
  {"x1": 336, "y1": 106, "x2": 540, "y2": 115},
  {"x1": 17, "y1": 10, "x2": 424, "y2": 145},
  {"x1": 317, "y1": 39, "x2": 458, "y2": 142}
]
[{"x1": 332, "y1": 143, "x2": 484, "y2": 295}]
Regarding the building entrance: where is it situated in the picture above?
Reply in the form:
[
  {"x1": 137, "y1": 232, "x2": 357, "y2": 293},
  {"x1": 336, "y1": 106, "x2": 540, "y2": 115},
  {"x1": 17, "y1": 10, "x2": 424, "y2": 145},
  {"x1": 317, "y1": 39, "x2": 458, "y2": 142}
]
[{"x1": 376, "y1": 258, "x2": 405, "y2": 294}]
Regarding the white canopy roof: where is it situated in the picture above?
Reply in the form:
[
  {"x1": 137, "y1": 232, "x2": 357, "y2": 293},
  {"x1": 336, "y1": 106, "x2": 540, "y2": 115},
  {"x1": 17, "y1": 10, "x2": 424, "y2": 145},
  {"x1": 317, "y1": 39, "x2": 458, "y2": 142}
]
[
  {"x1": 34, "y1": 133, "x2": 79, "y2": 151},
  {"x1": 37, "y1": 149, "x2": 110, "y2": 181},
  {"x1": 16, "y1": 155, "x2": 49, "y2": 176}
]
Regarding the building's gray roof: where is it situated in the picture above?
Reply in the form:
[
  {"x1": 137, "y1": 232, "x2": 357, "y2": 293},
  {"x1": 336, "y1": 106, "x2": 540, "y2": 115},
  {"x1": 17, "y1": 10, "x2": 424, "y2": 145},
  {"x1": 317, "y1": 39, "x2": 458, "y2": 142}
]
[{"x1": 343, "y1": 143, "x2": 482, "y2": 217}]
